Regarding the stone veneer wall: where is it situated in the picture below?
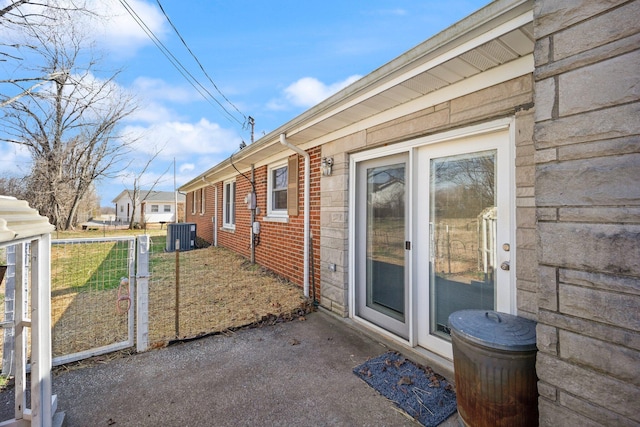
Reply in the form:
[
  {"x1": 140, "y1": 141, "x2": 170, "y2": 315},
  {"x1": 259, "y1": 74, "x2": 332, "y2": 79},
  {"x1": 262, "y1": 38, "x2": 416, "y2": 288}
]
[
  {"x1": 533, "y1": 0, "x2": 640, "y2": 425},
  {"x1": 320, "y1": 75, "x2": 536, "y2": 318}
]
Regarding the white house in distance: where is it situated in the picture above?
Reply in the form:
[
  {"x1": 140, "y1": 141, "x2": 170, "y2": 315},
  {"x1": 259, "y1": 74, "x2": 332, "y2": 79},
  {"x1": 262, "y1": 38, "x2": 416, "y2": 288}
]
[{"x1": 112, "y1": 190, "x2": 185, "y2": 225}]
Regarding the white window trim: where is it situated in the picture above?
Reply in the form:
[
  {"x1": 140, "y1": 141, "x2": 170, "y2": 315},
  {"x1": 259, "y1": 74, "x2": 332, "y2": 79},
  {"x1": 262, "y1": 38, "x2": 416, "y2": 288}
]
[
  {"x1": 266, "y1": 160, "x2": 288, "y2": 218},
  {"x1": 151, "y1": 204, "x2": 159, "y2": 213},
  {"x1": 223, "y1": 179, "x2": 236, "y2": 229},
  {"x1": 191, "y1": 191, "x2": 196, "y2": 214}
]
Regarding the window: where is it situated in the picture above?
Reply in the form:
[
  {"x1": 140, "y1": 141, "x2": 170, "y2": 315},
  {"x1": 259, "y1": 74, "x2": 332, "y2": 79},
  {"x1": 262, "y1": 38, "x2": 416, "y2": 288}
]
[
  {"x1": 164, "y1": 205, "x2": 171, "y2": 212},
  {"x1": 200, "y1": 188, "x2": 206, "y2": 214},
  {"x1": 223, "y1": 180, "x2": 236, "y2": 228},
  {"x1": 191, "y1": 191, "x2": 196, "y2": 214},
  {"x1": 151, "y1": 204, "x2": 159, "y2": 213},
  {"x1": 268, "y1": 162, "x2": 288, "y2": 215}
]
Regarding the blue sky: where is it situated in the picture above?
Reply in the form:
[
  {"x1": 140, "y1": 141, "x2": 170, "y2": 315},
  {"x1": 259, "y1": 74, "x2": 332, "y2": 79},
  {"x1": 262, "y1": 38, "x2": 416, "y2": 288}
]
[{"x1": 2, "y1": 0, "x2": 489, "y2": 206}]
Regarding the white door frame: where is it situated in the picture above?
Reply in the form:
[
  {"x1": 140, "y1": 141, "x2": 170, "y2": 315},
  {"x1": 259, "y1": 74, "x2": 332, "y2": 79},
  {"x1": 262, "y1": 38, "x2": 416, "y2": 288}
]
[
  {"x1": 349, "y1": 118, "x2": 516, "y2": 359},
  {"x1": 354, "y1": 152, "x2": 411, "y2": 339},
  {"x1": 414, "y1": 125, "x2": 514, "y2": 359}
]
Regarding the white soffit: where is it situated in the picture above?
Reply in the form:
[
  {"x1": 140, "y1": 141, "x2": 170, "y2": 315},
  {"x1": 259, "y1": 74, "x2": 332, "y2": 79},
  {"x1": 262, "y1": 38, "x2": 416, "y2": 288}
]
[
  {"x1": 289, "y1": 18, "x2": 534, "y2": 139},
  {"x1": 0, "y1": 196, "x2": 55, "y2": 244}
]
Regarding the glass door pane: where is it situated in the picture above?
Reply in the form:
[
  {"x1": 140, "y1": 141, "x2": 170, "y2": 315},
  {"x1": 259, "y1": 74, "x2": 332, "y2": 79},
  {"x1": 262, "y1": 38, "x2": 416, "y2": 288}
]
[
  {"x1": 429, "y1": 150, "x2": 497, "y2": 339},
  {"x1": 355, "y1": 153, "x2": 409, "y2": 339},
  {"x1": 366, "y1": 162, "x2": 406, "y2": 321}
]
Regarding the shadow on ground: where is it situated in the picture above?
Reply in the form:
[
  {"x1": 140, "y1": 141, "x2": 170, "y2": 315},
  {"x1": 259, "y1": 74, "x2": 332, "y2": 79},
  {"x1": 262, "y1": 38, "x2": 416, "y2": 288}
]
[{"x1": 0, "y1": 310, "x2": 459, "y2": 426}]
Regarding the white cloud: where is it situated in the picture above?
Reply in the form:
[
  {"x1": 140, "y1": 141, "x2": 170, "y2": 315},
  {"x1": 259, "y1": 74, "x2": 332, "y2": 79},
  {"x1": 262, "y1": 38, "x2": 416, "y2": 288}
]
[
  {"x1": 0, "y1": 0, "x2": 165, "y2": 59},
  {"x1": 0, "y1": 142, "x2": 32, "y2": 176},
  {"x1": 368, "y1": 8, "x2": 408, "y2": 16},
  {"x1": 179, "y1": 163, "x2": 195, "y2": 173},
  {"x1": 126, "y1": 101, "x2": 180, "y2": 124},
  {"x1": 89, "y1": 0, "x2": 167, "y2": 57},
  {"x1": 124, "y1": 118, "x2": 241, "y2": 160},
  {"x1": 131, "y1": 77, "x2": 195, "y2": 103},
  {"x1": 125, "y1": 77, "x2": 201, "y2": 124},
  {"x1": 265, "y1": 98, "x2": 288, "y2": 111},
  {"x1": 273, "y1": 75, "x2": 362, "y2": 109}
]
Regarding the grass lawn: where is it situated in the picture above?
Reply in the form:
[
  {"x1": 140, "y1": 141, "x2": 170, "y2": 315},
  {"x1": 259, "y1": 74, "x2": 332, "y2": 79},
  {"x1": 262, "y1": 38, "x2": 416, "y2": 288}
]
[{"x1": 37, "y1": 227, "x2": 309, "y2": 360}]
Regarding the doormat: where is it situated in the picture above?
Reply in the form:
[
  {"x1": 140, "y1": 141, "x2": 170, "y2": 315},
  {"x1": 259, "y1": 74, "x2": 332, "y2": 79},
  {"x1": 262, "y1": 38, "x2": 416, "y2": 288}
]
[{"x1": 353, "y1": 351, "x2": 457, "y2": 427}]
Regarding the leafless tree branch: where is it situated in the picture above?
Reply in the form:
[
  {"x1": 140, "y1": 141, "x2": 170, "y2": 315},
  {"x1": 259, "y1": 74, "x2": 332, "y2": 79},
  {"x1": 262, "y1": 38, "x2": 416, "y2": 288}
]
[{"x1": 1, "y1": 2, "x2": 138, "y2": 229}]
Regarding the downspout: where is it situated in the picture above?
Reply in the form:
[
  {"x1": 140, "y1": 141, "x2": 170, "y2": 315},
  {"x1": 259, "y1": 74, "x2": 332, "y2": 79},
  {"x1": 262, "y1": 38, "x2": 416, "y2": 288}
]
[
  {"x1": 279, "y1": 133, "x2": 310, "y2": 298},
  {"x1": 213, "y1": 185, "x2": 218, "y2": 247},
  {"x1": 202, "y1": 177, "x2": 217, "y2": 247}
]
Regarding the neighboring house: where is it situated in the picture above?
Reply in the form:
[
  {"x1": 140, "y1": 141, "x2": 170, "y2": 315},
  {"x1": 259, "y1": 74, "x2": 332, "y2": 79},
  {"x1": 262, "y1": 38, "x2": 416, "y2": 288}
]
[
  {"x1": 180, "y1": 1, "x2": 639, "y2": 425},
  {"x1": 112, "y1": 190, "x2": 186, "y2": 224}
]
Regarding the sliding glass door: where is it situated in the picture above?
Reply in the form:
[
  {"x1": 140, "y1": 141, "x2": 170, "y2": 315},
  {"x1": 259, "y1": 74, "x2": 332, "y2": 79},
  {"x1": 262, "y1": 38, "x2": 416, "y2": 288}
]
[
  {"x1": 355, "y1": 153, "x2": 409, "y2": 339},
  {"x1": 352, "y1": 128, "x2": 513, "y2": 358},
  {"x1": 417, "y1": 130, "x2": 512, "y2": 357}
]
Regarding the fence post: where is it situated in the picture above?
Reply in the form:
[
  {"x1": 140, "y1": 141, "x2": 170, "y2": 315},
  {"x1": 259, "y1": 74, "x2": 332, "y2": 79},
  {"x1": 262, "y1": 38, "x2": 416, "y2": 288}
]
[
  {"x1": 2, "y1": 245, "x2": 16, "y2": 375},
  {"x1": 136, "y1": 235, "x2": 150, "y2": 352},
  {"x1": 127, "y1": 238, "x2": 136, "y2": 349},
  {"x1": 175, "y1": 239, "x2": 180, "y2": 338},
  {"x1": 14, "y1": 243, "x2": 26, "y2": 421},
  {"x1": 30, "y1": 235, "x2": 53, "y2": 425}
]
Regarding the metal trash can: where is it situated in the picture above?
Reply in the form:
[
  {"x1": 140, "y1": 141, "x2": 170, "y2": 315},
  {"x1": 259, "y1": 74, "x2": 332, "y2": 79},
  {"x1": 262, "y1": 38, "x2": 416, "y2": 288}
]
[{"x1": 449, "y1": 310, "x2": 538, "y2": 427}]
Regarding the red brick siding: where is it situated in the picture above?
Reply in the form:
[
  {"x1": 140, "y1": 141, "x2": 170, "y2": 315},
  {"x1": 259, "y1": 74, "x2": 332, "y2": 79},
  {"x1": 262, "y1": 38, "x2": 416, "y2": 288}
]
[
  {"x1": 184, "y1": 186, "x2": 216, "y2": 245},
  {"x1": 186, "y1": 147, "x2": 322, "y2": 301}
]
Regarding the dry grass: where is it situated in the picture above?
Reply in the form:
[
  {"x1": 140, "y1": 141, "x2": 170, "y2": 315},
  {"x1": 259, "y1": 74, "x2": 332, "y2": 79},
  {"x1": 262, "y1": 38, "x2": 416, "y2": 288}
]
[
  {"x1": 1, "y1": 238, "x2": 309, "y2": 370},
  {"x1": 148, "y1": 245, "x2": 309, "y2": 345},
  {"x1": 52, "y1": 290, "x2": 129, "y2": 357}
]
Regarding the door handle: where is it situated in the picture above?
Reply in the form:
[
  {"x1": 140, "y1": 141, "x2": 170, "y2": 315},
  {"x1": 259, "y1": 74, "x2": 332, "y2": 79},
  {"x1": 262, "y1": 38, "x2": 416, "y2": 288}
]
[{"x1": 500, "y1": 261, "x2": 510, "y2": 271}]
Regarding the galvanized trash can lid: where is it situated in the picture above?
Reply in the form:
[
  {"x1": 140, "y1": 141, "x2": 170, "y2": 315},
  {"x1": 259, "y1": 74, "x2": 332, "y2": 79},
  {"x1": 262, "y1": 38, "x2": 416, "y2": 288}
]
[{"x1": 448, "y1": 310, "x2": 537, "y2": 352}]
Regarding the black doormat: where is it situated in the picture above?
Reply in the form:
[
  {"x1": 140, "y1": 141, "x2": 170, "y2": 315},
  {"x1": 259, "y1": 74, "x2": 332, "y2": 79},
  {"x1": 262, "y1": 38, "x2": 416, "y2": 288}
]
[{"x1": 353, "y1": 351, "x2": 457, "y2": 427}]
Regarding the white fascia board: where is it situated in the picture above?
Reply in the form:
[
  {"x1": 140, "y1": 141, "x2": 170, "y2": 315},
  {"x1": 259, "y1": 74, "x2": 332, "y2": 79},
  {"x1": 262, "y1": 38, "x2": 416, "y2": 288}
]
[
  {"x1": 286, "y1": 10, "x2": 533, "y2": 140},
  {"x1": 297, "y1": 54, "x2": 533, "y2": 151}
]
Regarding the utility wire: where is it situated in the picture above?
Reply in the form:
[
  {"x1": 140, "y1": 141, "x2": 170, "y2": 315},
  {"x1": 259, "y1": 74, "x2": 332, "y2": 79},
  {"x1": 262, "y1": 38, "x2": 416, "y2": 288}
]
[
  {"x1": 155, "y1": 0, "x2": 246, "y2": 124},
  {"x1": 118, "y1": 0, "x2": 244, "y2": 127}
]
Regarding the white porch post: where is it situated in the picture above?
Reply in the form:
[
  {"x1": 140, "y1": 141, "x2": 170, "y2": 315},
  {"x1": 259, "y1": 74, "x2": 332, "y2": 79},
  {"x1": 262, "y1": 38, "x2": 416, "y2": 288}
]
[
  {"x1": 13, "y1": 243, "x2": 26, "y2": 422},
  {"x1": 30, "y1": 235, "x2": 53, "y2": 426}
]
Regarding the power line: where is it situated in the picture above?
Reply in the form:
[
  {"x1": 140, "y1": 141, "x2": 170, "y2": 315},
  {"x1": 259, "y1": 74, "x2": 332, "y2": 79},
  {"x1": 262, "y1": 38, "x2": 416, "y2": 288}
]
[
  {"x1": 119, "y1": 0, "x2": 239, "y2": 125},
  {"x1": 118, "y1": 0, "x2": 244, "y2": 127},
  {"x1": 155, "y1": 0, "x2": 246, "y2": 123}
]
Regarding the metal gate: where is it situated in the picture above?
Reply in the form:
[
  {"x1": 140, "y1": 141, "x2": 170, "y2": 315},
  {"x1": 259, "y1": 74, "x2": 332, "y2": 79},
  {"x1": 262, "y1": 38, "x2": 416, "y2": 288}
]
[
  {"x1": 48, "y1": 236, "x2": 136, "y2": 365},
  {"x1": 1, "y1": 236, "x2": 149, "y2": 371}
]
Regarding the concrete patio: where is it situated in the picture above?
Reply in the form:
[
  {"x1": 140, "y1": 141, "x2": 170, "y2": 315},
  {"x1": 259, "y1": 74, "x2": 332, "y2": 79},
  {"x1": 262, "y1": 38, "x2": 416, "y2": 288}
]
[{"x1": 1, "y1": 310, "x2": 460, "y2": 426}]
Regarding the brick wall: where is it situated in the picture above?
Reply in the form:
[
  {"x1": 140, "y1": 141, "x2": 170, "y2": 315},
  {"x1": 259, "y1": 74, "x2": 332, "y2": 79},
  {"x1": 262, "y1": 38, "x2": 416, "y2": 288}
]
[
  {"x1": 186, "y1": 148, "x2": 322, "y2": 298},
  {"x1": 184, "y1": 186, "x2": 216, "y2": 246},
  {"x1": 533, "y1": 1, "x2": 640, "y2": 425}
]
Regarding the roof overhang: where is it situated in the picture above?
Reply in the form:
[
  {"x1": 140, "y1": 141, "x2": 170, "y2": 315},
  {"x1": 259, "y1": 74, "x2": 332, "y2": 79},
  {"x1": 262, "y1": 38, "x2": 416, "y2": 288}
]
[{"x1": 181, "y1": 0, "x2": 534, "y2": 192}]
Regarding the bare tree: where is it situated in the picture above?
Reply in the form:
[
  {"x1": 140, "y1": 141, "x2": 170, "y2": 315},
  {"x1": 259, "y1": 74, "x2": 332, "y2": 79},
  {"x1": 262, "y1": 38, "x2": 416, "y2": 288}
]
[
  {"x1": 1, "y1": 1, "x2": 92, "y2": 66},
  {"x1": 1, "y1": 3, "x2": 137, "y2": 229},
  {"x1": 0, "y1": 174, "x2": 28, "y2": 199},
  {"x1": 123, "y1": 150, "x2": 171, "y2": 229}
]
